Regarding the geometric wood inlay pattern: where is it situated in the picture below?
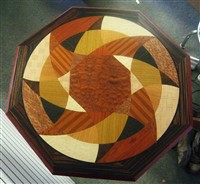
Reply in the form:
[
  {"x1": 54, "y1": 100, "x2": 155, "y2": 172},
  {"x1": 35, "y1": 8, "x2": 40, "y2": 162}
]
[
  {"x1": 22, "y1": 15, "x2": 179, "y2": 163},
  {"x1": 6, "y1": 8, "x2": 192, "y2": 181}
]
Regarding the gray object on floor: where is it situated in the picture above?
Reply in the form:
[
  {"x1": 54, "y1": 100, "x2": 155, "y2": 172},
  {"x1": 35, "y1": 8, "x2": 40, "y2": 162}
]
[
  {"x1": 180, "y1": 21, "x2": 200, "y2": 70},
  {"x1": 0, "y1": 109, "x2": 75, "y2": 184}
]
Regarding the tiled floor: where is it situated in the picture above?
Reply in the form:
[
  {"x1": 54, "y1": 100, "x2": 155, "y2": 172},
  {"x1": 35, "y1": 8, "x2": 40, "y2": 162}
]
[{"x1": 1, "y1": 0, "x2": 200, "y2": 183}]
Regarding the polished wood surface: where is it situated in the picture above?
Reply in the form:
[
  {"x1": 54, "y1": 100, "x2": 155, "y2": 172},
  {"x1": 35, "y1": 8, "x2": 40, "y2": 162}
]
[{"x1": 6, "y1": 7, "x2": 192, "y2": 181}]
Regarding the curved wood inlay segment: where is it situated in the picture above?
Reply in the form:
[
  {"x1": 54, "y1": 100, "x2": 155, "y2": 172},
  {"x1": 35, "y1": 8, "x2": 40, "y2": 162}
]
[
  {"x1": 22, "y1": 80, "x2": 53, "y2": 133},
  {"x1": 41, "y1": 134, "x2": 99, "y2": 163},
  {"x1": 144, "y1": 37, "x2": 179, "y2": 86}
]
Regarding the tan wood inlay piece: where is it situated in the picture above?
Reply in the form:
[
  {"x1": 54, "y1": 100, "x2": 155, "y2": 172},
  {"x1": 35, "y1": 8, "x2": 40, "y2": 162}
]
[
  {"x1": 130, "y1": 73, "x2": 143, "y2": 94},
  {"x1": 155, "y1": 85, "x2": 179, "y2": 139},
  {"x1": 41, "y1": 135, "x2": 99, "y2": 163},
  {"x1": 23, "y1": 34, "x2": 50, "y2": 81},
  {"x1": 39, "y1": 56, "x2": 68, "y2": 108},
  {"x1": 113, "y1": 55, "x2": 133, "y2": 70},
  {"x1": 129, "y1": 88, "x2": 156, "y2": 126},
  {"x1": 101, "y1": 16, "x2": 154, "y2": 37},
  {"x1": 58, "y1": 72, "x2": 70, "y2": 93}
]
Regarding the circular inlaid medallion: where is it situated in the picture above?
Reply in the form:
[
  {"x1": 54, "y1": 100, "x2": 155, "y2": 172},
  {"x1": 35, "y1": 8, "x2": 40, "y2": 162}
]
[{"x1": 22, "y1": 15, "x2": 179, "y2": 163}]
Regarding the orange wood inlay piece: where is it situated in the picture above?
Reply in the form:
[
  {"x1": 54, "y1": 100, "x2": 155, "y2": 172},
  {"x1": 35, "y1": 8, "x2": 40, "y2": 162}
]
[
  {"x1": 98, "y1": 122, "x2": 156, "y2": 163},
  {"x1": 22, "y1": 80, "x2": 53, "y2": 134},
  {"x1": 50, "y1": 34, "x2": 60, "y2": 53},
  {"x1": 91, "y1": 36, "x2": 153, "y2": 57},
  {"x1": 69, "y1": 113, "x2": 128, "y2": 144},
  {"x1": 144, "y1": 84, "x2": 162, "y2": 112},
  {"x1": 50, "y1": 44, "x2": 73, "y2": 77},
  {"x1": 69, "y1": 55, "x2": 131, "y2": 112},
  {"x1": 41, "y1": 110, "x2": 96, "y2": 135},
  {"x1": 87, "y1": 111, "x2": 112, "y2": 123},
  {"x1": 50, "y1": 16, "x2": 103, "y2": 48},
  {"x1": 144, "y1": 37, "x2": 179, "y2": 85},
  {"x1": 129, "y1": 88, "x2": 156, "y2": 126}
]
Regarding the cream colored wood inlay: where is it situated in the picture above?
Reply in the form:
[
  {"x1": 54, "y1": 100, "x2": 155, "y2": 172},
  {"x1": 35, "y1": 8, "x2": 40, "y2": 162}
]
[
  {"x1": 40, "y1": 135, "x2": 99, "y2": 163},
  {"x1": 66, "y1": 95, "x2": 86, "y2": 112},
  {"x1": 131, "y1": 73, "x2": 143, "y2": 94},
  {"x1": 101, "y1": 16, "x2": 154, "y2": 37},
  {"x1": 23, "y1": 34, "x2": 50, "y2": 81},
  {"x1": 155, "y1": 85, "x2": 179, "y2": 140},
  {"x1": 114, "y1": 55, "x2": 133, "y2": 70}
]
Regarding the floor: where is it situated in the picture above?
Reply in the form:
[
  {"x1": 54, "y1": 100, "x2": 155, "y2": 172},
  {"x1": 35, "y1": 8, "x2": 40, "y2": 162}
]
[{"x1": 0, "y1": 0, "x2": 200, "y2": 183}]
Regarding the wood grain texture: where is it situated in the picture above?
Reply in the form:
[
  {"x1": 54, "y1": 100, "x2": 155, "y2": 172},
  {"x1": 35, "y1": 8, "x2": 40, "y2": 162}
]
[
  {"x1": 74, "y1": 30, "x2": 127, "y2": 55},
  {"x1": 131, "y1": 59, "x2": 161, "y2": 87},
  {"x1": 98, "y1": 122, "x2": 156, "y2": 163},
  {"x1": 144, "y1": 37, "x2": 179, "y2": 86},
  {"x1": 6, "y1": 7, "x2": 192, "y2": 181},
  {"x1": 50, "y1": 16, "x2": 103, "y2": 48},
  {"x1": 39, "y1": 56, "x2": 69, "y2": 108},
  {"x1": 130, "y1": 73, "x2": 143, "y2": 94},
  {"x1": 23, "y1": 34, "x2": 50, "y2": 81},
  {"x1": 41, "y1": 134, "x2": 99, "y2": 163},
  {"x1": 50, "y1": 44, "x2": 73, "y2": 77},
  {"x1": 155, "y1": 85, "x2": 179, "y2": 139},
  {"x1": 69, "y1": 113, "x2": 128, "y2": 144},
  {"x1": 101, "y1": 16, "x2": 154, "y2": 37},
  {"x1": 22, "y1": 80, "x2": 53, "y2": 133},
  {"x1": 91, "y1": 36, "x2": 154, "y2": 57},
  {"x1": 69, "y1": 55, "x2": 131, "y2": 112},
  {"x1": 41, "y1": 110, "x2": 95, "y2": 134},
  {"x1": 144, "y1": 84, "x2": 162, "y2": 112},
  {"x1": 129, "y1": 88, "x2": 156, "y2": 126}
]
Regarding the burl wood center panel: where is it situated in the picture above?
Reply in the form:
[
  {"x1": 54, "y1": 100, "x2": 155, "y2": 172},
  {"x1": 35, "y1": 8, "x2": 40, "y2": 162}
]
[{"x1": 22, "y1": 15, "x2": 179, "y2": 163}]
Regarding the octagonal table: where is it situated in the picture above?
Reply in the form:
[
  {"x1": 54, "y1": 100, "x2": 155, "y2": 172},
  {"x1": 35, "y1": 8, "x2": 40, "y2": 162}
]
[{"x1": 6, "y1": 7, "x2": 192, "y2": 181}]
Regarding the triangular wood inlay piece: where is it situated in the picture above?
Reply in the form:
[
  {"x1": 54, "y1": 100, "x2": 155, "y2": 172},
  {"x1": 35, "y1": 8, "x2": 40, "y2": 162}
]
[
  {"x1": 41, "y1": 98, "x2": 65, "y2": 123},
  {"x1": 117, "y1": 116, "x2": 144, "y2": 141},
  {"x1": 61, "y1": 32, "x2": 84, "y2": 52}
]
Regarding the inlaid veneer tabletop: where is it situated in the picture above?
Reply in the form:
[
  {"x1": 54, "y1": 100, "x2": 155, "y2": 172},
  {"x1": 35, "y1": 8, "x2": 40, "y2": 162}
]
[{"x1": 6, "y1": 7, "x2": 192, "y2": 181}]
